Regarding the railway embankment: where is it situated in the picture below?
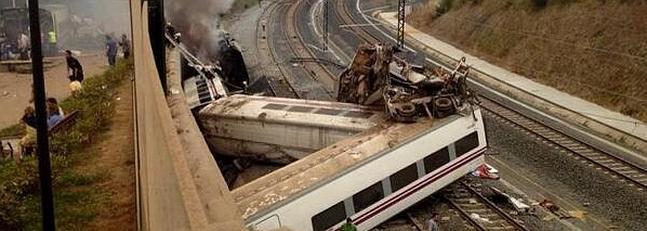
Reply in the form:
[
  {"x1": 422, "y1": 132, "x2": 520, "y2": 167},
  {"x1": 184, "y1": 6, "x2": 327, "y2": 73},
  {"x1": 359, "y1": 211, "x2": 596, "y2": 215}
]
[
  {"x1": 375, "y1": 11, "x2": 647, "y2": 160},
  {"x1": 409, "y1": 1, "x2": 647, "y2": 121}
]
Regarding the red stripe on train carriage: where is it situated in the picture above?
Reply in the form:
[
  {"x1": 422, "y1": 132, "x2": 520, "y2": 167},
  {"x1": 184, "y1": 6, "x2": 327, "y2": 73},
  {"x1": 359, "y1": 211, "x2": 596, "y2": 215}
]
[{"x1": 353, "y1": 148, "x2": 487, "y2": 225}]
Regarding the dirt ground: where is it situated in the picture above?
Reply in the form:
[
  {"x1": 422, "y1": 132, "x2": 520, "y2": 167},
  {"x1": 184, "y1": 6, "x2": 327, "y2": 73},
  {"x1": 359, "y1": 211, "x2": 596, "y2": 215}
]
[
  {"x1": 84, "y1": 79, "x2": 136, "y2": 230},
  {"x1": 0, "y1": 53, "x2": 109, "y2": 129},
  {"x1": 409, "y1": 1, "x2": 647, "y2": 121}
]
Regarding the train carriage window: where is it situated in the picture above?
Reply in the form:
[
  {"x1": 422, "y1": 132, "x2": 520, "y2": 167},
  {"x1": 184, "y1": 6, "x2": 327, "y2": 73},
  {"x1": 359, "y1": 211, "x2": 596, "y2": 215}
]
[
  {"x1": 314, "y1": 108, "x2": 343, "y2": 116},
  {"x1": 288, "y1": 106, "x2": 315, "y2": 113},
  {"x1": 389, "y1": 164, "x2": 419, "y2": 192},
  {"x1": 311, "y1": 202, "x2": 347, "y2": 231},
  {"x1": 352, "y1": 182, "x2": 384, "y2": 213},
  {"x1": 455, "y1": 132, "x2": 479, "y2": 157},
  {"x1": 424, "y1": 147, "x2": 450, "y2": 174},
  {"x1": 344, "y1": 111, "x2": 374, "y2": 119},
  {"x1": 262, "y1": 103, "x2": 287, "y2": 110}
]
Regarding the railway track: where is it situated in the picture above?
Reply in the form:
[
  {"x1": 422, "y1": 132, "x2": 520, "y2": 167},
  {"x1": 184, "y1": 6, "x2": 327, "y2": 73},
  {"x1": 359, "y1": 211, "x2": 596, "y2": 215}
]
[
  {"x1": 480, "y1": 98, "x2": 647, "y2": 192},
  {"x1": 287, "y1": 0, "x2": 339, "y2": 93},
  {"x1": 263, "y1": 0, "x2": 338, "y2": 99},
  {"x1": 334, "y1": 0, "x2": 380, "y2": 45},
  {"x1": 262, "y1": 1, "x2": 302, "y2": 99},
  {"x1": 273, "y1": 0, "x2": 647, "y2": 229},
  {"x1": 444, "y1": 182, "x2": 529, "y2": 231},
  {"x1": 332, "y1": 0, "x2": 647, "y2": 192}
]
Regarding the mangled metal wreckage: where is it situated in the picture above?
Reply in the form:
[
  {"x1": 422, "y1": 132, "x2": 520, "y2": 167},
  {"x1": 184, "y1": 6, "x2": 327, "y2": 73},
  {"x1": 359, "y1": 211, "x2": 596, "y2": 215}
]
[
  {"x1": 337, "y1": 43, "x2": 479, "y2": 122},
  {"x1": 197, "y1": 43, "x2": 479, "y2": 164}
]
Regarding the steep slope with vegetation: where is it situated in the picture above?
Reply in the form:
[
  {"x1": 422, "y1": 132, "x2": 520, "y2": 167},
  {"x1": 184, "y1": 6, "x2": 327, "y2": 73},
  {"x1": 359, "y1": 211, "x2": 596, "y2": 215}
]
[{"x1": 409, "y1": 0, "x2": 647, "y2": 122}]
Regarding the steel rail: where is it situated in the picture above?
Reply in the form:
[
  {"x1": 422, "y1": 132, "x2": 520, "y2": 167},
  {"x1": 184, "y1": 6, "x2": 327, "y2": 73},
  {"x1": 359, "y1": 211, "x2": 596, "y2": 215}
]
[
  {"x1": 462, "y1": 182, "x2": 529, "y2": 231},
  {"x1": 334, "y1": 0, "x2": 380, "y2": 44},
  {"x1": 289, "y1": 0, "x2": 340, "y2": 92},
  {"x1": 282, "y1": 0, "x2": 336, "y2": 97},
  {"x1": 331, "y1": 0, "x2": 647, "y2": 192},
  {"x1": 480, "y1": 97, "x2": 647, "y2": 191},
  {"x1": 265, "y1": 3, "x2": 304, "y2": 99},
  {"x1": 443, "y1": 182, "x2": 529, "y2": 231},
  {"x1": 443, "y1": 195, "x2": 489, "y2": 231}
]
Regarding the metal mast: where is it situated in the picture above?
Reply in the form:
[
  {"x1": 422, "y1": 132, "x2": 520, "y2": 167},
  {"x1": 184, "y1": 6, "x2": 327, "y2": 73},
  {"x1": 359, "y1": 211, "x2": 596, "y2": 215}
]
[
  {"x1": 323, "y1": 0, "x2": 329, "y2": 50},
  {"x1": 28, "y1": 0, "x2": 56, "y2": 229},
  {"x1": 149, "y1": 0, "x2": 167, "y2": 94},
  {"x1": 397, "y1": 0, "x2": 406, "y2": 48}
]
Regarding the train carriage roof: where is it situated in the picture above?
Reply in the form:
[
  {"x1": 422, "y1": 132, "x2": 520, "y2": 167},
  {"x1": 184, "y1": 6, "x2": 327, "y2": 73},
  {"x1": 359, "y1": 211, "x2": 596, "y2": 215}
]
[
  {"x1": 199, "y1": 95, "x2": 385, "y2": 132},
  {"x1": 232, "y1": 115, "x2": 460, "y2": 220}
]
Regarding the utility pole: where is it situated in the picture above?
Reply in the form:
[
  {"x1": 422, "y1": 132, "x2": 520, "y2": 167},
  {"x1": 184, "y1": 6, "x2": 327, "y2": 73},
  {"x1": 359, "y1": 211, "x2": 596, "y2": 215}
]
[
  {"x1": 323, "y1": 0, "x2": 329, "y2": 51},
  {"x1": 148, "y1": 0, "x2": 167, "y2": 94},
  {"x1": 397, "y1": 0, "x2": 406, "y2": 48},
  {"x1": 28, "y1": 0, "x2": 56, "y2": 230}
]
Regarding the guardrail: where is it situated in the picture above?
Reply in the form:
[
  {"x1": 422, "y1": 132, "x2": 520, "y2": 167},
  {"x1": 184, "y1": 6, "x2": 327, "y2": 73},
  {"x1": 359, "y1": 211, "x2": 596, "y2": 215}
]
[{"x1": 131, "y1": 1, "x2": 245, "y2": 230}]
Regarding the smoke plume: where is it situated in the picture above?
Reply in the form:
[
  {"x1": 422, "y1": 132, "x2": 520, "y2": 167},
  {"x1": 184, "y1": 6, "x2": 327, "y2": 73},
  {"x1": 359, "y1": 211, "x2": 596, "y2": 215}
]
[{"x1": 166, "y1": 0, "x2": 235, "y2": 61}]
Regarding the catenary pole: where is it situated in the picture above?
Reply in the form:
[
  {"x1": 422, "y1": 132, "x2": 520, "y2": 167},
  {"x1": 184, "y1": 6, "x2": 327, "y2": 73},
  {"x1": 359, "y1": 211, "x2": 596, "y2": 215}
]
[
  {"x1": 28, "y1": 0, "x2": 56, "y2": 230},
  {"x1": 149, "y1": 0, "x2": 166, "y2": 94},
  {"x1": 323, "y1": 0, "x2": 329, "y2": 50},
  {"x1": 397, "y1": 0, "x2": 406, "y2": 48}
]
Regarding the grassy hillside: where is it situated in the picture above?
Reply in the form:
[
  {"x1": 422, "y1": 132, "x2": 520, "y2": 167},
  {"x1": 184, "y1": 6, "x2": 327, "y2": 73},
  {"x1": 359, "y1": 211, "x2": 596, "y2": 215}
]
[{"x1": 409, "y1": 0, "x2": 647, "y2": 122}]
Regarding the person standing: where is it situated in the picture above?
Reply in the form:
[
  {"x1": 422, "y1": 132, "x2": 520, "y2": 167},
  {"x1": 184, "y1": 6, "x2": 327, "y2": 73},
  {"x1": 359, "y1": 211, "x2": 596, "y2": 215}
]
[
  {"x1": 47, "y1": 31, "x2": 57, "y2": 55},
  {"x1": 105, "y1": 35, "x2": 118, "y2": 66},
  {"x1": 65, "y1": 50, "x2": 84, "y2": 83},
  {"x1": 18, "y1": 33, "x2": 30, "y2": 60},
  {"x1": 119, "y1": 34, "x2": 131, "y2": 59},
  {"x1": 341, "y1": 218, "x2": 357, "y2": 231},
  {"x1": 427, "y1": 213, "x2": 440, "y2": 231}
]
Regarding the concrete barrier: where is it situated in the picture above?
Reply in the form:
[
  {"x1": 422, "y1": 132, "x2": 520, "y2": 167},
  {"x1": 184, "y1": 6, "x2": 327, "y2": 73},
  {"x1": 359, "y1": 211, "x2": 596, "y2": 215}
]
[{"x1": 131, "y1": 1, "x2": 245, "y2": 230}]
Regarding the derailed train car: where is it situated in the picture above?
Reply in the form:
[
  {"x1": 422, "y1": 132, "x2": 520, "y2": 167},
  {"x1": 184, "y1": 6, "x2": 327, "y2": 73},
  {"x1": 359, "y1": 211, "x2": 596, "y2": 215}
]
[
  {"x1": 188, "y1": 41, "x2": 488, "y2": 230},
  {"x1": 235, "y1": 104, "x2": 487, "y2": 231}
]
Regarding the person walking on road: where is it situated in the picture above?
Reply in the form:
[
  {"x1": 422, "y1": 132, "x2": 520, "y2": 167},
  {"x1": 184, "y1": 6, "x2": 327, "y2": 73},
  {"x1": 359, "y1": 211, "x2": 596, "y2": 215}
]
[
  {"x1": 65, "y1": 50, "x2": 84, "y2": 83},
  {"x1": 105, "y1": 35, "x2": 118, "y2": 66}
]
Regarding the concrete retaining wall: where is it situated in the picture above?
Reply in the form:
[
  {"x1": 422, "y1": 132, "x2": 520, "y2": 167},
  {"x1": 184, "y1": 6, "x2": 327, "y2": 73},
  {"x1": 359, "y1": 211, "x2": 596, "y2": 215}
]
[{"x1": 131, "y1": 1, "x2": 245, "y2": 230}]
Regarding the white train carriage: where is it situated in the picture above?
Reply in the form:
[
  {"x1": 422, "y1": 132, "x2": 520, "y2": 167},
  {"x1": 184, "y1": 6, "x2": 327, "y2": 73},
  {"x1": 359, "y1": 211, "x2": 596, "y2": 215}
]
[
  {"x1": 198, "y1": 95, "x2": 384, "y2": 163},
  {"x1": 233, "y1": 108, "x2": 487, "y2": 231}
]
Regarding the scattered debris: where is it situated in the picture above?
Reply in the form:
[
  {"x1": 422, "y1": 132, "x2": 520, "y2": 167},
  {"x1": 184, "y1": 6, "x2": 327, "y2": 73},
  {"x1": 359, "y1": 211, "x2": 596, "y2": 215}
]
[
  {"x1": 471, "y1": 164, "x2": 500, "y2": 180},
  {"x1": 469, "y1": 213, "x2": 492, "y2": 224},
  {"x1": 490, "y1": 187, "x2": 530, "y2": 212},
  {"x1": 539, "y1": 199, "x2": 573, "y2": 219},
  {"x1": 568, "y1": 210, "x2": 586, "y2": 220}
]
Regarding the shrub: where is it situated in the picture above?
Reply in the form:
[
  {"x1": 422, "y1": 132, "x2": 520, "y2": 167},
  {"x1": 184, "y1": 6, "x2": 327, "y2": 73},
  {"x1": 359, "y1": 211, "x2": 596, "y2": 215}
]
[
  {"x1": 437, "y1": 0, "x2": 455, "y2": 15},
  {"x1": 0, "y1": 60, "x2": 132, "y2": 229}
]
